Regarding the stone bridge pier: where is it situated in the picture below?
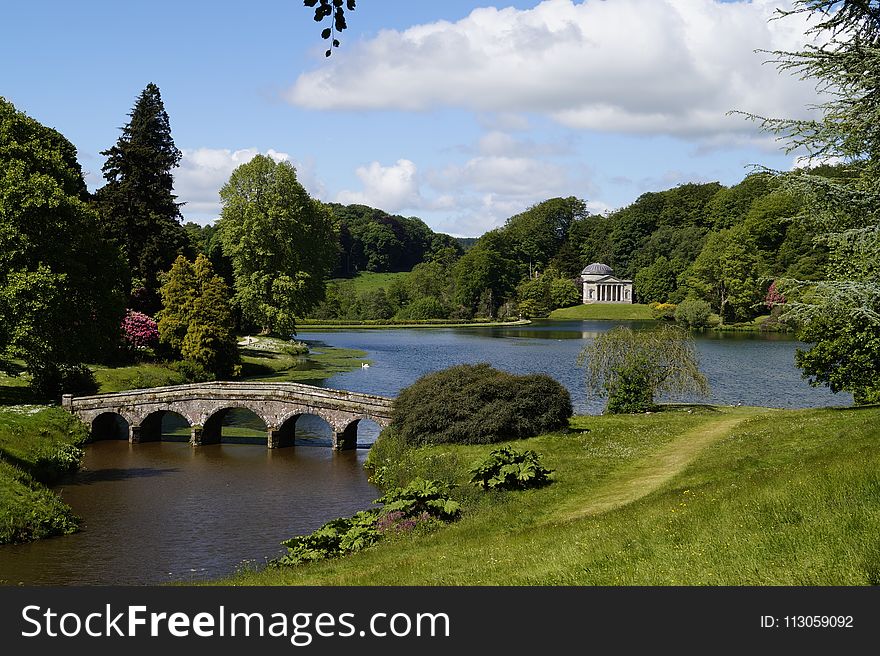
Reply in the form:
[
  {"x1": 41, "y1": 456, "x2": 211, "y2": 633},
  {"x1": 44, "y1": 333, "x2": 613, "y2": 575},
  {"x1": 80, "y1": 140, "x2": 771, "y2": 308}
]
[{"x1": 63, "y1": 382, "x2": 394, "y2": 451}]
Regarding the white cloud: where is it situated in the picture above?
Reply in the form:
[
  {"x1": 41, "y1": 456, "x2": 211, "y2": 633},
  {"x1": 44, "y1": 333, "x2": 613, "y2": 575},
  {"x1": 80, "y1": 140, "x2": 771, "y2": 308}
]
[
  {"x1": 175, "y1": 148, "x2": 323, "y2": 223},
  {"x1": 336, "y1": 159, "x2": 421, "y2": 212},
  {"x1": 286, "y1": 0, "x2": 821, "y2": 139}
]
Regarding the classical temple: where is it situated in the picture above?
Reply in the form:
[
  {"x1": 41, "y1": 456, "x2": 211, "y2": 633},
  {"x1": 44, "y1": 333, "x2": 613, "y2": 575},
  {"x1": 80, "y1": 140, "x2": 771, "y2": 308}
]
[{"x1": 580, "y1": 263, "x2": 633, "y2": 304}]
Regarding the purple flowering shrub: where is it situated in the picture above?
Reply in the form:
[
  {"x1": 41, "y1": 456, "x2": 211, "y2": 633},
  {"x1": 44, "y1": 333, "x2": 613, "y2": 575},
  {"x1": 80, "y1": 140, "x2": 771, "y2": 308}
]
[{"x1": 121, "y1": 309, "x2": 159, "y2": 349}]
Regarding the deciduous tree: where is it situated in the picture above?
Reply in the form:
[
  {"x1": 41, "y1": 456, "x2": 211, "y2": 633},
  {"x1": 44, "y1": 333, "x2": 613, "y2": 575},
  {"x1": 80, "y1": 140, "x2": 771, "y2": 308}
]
[
  {"x1": 217, "y1": 155, "x2": 337, "y2": 334},
  {"x1": 0, "y1": 97, "x2": 126, "y2": 395},
  {"x1": 577, "y1": 326, "x2": 709, "y2": 414}
]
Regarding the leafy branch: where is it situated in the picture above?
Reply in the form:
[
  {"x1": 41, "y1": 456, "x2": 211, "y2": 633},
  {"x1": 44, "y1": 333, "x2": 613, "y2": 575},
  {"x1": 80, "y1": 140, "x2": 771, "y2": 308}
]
[{"x1": 304, "y1": 0, "x2": 357, "y2": 57}]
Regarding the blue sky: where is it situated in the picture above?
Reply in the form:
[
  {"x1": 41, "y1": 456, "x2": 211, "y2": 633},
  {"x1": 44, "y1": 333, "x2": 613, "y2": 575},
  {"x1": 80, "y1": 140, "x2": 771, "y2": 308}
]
[{"x1": 1, "y1": 0, "x2": 822, "y2": 236}]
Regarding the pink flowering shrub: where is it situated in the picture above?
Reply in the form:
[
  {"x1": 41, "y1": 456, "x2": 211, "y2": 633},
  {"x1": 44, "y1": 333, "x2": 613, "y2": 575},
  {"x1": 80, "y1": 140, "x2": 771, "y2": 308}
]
[
  {"x1": 765, "y1": 281, "x2": 786, "y2": 309},
  {"x1": 121, "y1": 309, "x2": 159, "y2": 349}
]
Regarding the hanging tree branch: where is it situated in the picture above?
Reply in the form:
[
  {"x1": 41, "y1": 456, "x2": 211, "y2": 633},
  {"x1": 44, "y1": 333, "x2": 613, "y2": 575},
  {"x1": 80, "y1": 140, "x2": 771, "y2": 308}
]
[{"x1": 304, "y1": 0, "x2": 357, "y2": 57}]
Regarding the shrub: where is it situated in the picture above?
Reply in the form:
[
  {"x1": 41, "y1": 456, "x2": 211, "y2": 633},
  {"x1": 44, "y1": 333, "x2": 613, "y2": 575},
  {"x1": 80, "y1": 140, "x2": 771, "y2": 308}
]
[
  {"x1": 549, "y1": 278, "x2": 581, "y2": 309},
  {"x1": 578, "y1": 325, "x2": 709, "y2": 414},
  {"x1": 121, "y1": 309, "x2": 159, "y2": 349},
  {"x1": 375, "y1": 478, "x2": 461, "y2": 521},
  {"x1": 675, "y1": 298, "x2": 712, "y2": 328},
  {"x1": 470, "y1": 446, "x2": 553, "y2": 490},
  {"x1": 394, "y1": 296, "x2": 448, "y2": 321},
  {"x1": 391, "y1": 363, "x2": 573, "y2": 445},
  {"x1": 275, "y1": 511, "x2": 380, "y2": 566},
  {"x1": 169, "y1": 359, "x2": 215, "y2": 383},
  {"x1": 29, "y1": 363, "x2": 98, "y2": 398},
  {"x1": 274, "y1": 478, "x2": 458, "y2": 567},
  {"x1": 649, "y1": 302, "x2": 677, "y2": 321}
]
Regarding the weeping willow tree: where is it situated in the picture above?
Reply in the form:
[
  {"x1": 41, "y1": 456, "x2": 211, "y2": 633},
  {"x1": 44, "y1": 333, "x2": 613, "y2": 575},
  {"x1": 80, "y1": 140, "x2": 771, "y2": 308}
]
[
  {"x1": 746, "y1": 1, "x2": 880, "y2": 404},
  {"x1": 577, "y1": 326, "x2": 709, "y2": 414}
]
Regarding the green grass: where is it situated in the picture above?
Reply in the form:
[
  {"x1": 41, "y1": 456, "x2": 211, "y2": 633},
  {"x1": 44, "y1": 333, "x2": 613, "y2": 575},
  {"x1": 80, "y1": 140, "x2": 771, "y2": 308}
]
[
  {"x1": 93, "y1": 363, "x2": 186, "y2": 393},
  {"x1": 218, "y1": 404, "x2": 880, "y2": 585},
  {"x1": 548, "y1": 303, "x2": 655, "y2": 321},
  {"x1": 239, "y1": 335, "x2": 368, "y2": 383},
  {"x1": 329, "y1": 271, "x2": 410, "y2": 294},
  {"x1": 0, "y1": 406, "x2": 88, "y2": 544}
]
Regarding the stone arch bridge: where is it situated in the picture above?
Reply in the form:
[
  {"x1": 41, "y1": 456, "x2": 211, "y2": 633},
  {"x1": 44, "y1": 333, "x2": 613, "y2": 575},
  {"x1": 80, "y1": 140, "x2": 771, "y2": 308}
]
[{"x1": 62, "y1": 381, "x2": 394, "y2": 450}]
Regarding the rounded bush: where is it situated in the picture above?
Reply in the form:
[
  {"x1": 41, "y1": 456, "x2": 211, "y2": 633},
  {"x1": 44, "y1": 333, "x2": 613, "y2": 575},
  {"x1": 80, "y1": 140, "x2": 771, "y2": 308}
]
[
  {"x1": 391, "y1": 363, "x2": 573, "y2": 445},
  {"x1": 675, "y1": 298, "x2": 712, "y2": 328}
]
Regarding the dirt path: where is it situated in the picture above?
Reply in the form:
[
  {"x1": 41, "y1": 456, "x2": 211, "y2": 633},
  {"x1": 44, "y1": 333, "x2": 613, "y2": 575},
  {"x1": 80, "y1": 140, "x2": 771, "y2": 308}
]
[{"x1": 558, "y1": 412, "x2": 756, "y2": 522}]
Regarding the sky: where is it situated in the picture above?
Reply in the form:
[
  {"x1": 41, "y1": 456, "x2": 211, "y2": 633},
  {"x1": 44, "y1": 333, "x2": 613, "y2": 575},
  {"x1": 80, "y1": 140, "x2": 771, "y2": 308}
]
[{"x1": 1, "y1": 0, "x2": 825, "y2": 237}]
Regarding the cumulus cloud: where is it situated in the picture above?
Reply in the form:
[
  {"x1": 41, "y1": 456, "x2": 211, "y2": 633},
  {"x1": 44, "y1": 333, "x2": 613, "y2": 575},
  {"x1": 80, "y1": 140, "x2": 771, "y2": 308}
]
[
  {"x1": 336, "y1": 159, "x2": 421, "y2": 212},
  {"x1": 175, "y1": 148, "x2": 323, "y2": 223},
  {"x1": 286, "y1": 0, "x2": 821, "y2": 138}
]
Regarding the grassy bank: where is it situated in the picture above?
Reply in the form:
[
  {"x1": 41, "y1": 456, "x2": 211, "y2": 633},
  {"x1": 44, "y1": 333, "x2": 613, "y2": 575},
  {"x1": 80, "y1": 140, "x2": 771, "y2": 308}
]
[
  {"x1": 548, "y1": 303, "x2": 655, "y2": 321},
  {"x1": 86, "y1": 336, "x2": 369, "y2": 394},
  {"x1": 0, "y1": 406, "x2": 89, "y2": 544},
  {"x1": 220, "y1": 404, "x2": 880, "y2": 585},
  {"x1": 329, "y1": 271, "x2": 410, "y2": 294}
]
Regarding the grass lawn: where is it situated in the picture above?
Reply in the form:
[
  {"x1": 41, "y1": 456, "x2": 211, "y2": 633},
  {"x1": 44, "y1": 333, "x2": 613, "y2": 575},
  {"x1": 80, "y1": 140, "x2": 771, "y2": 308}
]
[
  {"x1": 0, "y1": 406, "x2": 89, "y2": 544},
  {"x1": 548, "y1": 303, "x2": 655, "y2": 321},
  {"x1": 219, "y1": 404, "x2": 880, "y2": 585},
  {"x1": 329, "y1": 271, "x2": 410, "y2": 294}
]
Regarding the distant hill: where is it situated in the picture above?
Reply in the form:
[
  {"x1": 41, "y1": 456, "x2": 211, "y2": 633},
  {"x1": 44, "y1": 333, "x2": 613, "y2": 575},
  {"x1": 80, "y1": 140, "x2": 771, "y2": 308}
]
[{"x1": 326, "y1": 203, "x2": 462, "y2": 278}]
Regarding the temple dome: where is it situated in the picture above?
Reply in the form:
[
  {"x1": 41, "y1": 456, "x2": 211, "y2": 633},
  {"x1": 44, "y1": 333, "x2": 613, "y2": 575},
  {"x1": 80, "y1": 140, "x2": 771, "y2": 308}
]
[{"x1": 581, "y1": 263, "x2": 613, "y2": 276}]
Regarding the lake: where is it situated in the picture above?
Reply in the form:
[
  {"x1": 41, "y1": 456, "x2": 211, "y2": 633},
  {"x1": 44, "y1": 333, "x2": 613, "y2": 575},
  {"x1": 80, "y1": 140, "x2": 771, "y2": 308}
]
[{"x1": 0, "y1": 320, "x2": 849, "y2": 585}]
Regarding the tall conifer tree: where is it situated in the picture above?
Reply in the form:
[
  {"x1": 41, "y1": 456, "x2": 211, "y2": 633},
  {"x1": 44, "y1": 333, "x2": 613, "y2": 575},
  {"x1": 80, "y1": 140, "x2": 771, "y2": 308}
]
[
  {"x1": 750, "y1": 1, "x2": 880, "y2": 404},
  {"x1": 96, "y1": 83, "x2": 189, "y2": 313}
]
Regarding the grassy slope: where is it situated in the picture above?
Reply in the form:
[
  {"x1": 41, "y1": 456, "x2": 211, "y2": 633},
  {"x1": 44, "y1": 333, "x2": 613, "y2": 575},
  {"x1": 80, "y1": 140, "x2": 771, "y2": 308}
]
[
  {"x1": 0, "y1": 407, "x2": 88, "y2": 543},
  {"x1": 329, "y1": 271, "x2": 410, "y2": 294},
  {"x1": 548, "y1": 303, "x2": 655, "y2": 321},
  {"x1": 222, "y1": 404, "x2": 880, "y2": 585}
]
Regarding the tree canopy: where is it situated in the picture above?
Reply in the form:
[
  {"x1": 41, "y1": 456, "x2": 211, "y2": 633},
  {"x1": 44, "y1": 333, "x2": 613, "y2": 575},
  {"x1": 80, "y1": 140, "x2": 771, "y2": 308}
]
[
  {"x1": 0, "y1": 97, "x2": 126, "y2": 394},
  {"x1": 217, "y1": 155, "x2": 338, "y2": 334},
  {"x1": 578, "y1": 326, "x2": 709, "y2": 414},
  {"x1": 752, "y1": 0, "x2": 880, "y2": 403}
]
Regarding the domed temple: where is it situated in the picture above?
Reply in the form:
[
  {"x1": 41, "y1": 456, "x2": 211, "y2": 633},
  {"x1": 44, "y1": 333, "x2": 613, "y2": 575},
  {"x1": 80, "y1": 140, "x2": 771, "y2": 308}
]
[{"x1": 580, "y1": 263, "x2": 633, "y2": 304}]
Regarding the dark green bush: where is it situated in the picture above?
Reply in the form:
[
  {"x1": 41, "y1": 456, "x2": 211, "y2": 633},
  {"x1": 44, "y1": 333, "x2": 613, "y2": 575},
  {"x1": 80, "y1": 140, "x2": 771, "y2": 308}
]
[
  {"x1": 391, "y1": 363, "x2": 572, "y2": 445},
  {"x1": 169, "y1": 359, "x2": 215, "y2": 383},
  {"x1": 470, "y1": 446, "x2": 553, "y2": 490}
]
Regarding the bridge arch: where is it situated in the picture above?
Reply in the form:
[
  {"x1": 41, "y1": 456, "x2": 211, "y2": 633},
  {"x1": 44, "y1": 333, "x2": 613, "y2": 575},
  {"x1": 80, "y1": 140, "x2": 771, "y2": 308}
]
[
  {"x1": 136, "y1": 409, "x2": 193, "y2": 443},
  {"x1": 270, "y1": 411, "x2": 338, "y2": 448},
  {"x1": 201, "y1": 406, "x2": 269, "y2": 445},
  {"x1": 90, "y1": 412, "x2": 131, "y2": 441},
  {"x1": 340, "y1": 417, "x2": 385, "y2": 447}
]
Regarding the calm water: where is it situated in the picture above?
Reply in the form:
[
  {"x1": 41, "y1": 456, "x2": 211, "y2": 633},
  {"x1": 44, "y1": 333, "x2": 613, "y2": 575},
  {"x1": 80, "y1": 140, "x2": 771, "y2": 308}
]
[
  {"x1": 0, "y1": 320, "x2": 850, "y2": 585},
  {"x1": 308, "y1": 320, "x2": 849, "y2": 413}
]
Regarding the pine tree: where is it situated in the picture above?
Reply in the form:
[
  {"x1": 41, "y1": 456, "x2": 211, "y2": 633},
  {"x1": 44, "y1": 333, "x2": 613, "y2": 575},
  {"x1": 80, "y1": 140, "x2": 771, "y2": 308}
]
[
  {"x1": 96, "y1": 83, "x2": 190, "y2": 313},
  {"x1": 751, "y1": 1, "x2": 880, "y2": 404}
]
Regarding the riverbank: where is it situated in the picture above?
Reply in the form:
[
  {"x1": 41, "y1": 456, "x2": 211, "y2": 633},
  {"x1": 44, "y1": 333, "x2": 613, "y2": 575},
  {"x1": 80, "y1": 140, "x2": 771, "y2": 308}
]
[
  {"x1": 298, "y1": 319, "x2": 531, "y2": 330},
  {"x1": 547, "y1": 304, "x2": 655, "y2": 321},
  {"x1": 90, "y1": 336, "x2": 369, "y2": 393},
  {"x1": 219, "y1": 403, "x2": 880, "y2": 585},
  {"x1": 0, "y1": 336, "x2": 368, "y2": 545},
  {"x1": 0, "y1": 406, "x2": 88, "y2": 544}
]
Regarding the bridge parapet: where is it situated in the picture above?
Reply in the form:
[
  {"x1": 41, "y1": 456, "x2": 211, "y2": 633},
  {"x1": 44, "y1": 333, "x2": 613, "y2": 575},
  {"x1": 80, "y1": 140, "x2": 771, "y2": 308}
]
[{"x1": 65, "y1": 381, "x2": 394, "y2": 450}]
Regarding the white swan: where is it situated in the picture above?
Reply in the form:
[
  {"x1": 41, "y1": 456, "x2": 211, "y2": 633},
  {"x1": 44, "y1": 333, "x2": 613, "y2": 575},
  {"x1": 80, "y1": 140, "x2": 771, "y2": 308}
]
[{"x1": 361, "y1": 363, "x2": 370, "y2": 368}]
